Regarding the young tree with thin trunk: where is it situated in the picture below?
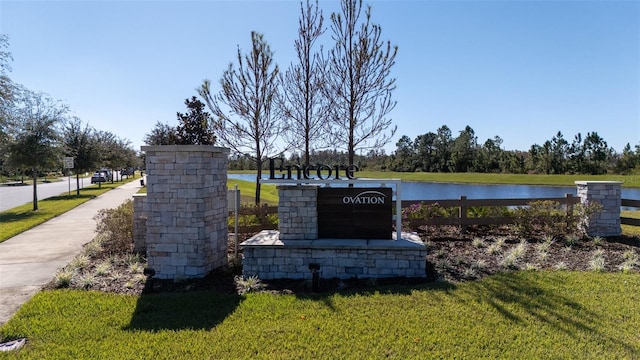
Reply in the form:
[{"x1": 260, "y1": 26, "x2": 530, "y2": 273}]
[
  {"x1": 199, "y1": 31, "x2": 283, "y2": 205},
  {"x1": 6, "y1": 90, "x2": 67, "y2": 210},
  {"x1": 279, "y1": 0, "x2": 329, "y2": 167},
  {"x1": 325, "y1": 0, "x2": 398, "y2": 166},
  {"x1": 64, "y1": 117, "x2": 101, "y2": 195}
]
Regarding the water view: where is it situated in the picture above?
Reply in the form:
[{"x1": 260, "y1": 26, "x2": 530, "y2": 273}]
[{"x1": 228, "y1": 173, "x2": 640, "y2": 201}]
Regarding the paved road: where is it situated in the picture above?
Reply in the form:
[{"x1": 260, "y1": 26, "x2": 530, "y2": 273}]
[
  {"x1": 0, "y1": 176, "x2": 94, "y2": 212},
  {"x1": 0, "y1": 180, "x2": 143, "y2": 326}
]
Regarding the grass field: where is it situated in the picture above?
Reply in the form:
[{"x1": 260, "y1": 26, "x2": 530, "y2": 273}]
[
  {"x1": 229, "y1": 170, "x2": 640, "y2": 187},
  {"x1": 358, "y1": 171, "x2": 640, "y2": 187},
  {"x1": 0, "y1": 271, "x2": 638, "y2": 359},
  {"x1": 228, "y1": 178, "x2": 278, "y2": 205}
]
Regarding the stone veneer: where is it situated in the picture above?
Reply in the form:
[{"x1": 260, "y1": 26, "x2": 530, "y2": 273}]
[
  {"x1": 132, "y1": 193, "x2": 147, "y2": 254},
  {"x1": 277, "y1": 185, "x2": 318, "y2": 240},
  {"x1": 242, "y1": 231, "x2": 426, "y2": 279},
  {"x1": 576, "y1": 181, "x2": 622, "y2": 237},
  {"x1": 242, "y1": 184, "x2": 427, "y2": 280},
  {"x1": 141, "y1": 145, "x2": 229, "y2": 279}
]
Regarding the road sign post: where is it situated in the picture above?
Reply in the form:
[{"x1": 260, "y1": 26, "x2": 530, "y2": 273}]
[{"x1": 64, "y1": 157, "x2": 74, "y2": 195}]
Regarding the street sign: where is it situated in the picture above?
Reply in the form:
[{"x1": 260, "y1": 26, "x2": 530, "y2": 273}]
[{"x1": 63, "y1": 157, "x2": 74, "y2": 169}]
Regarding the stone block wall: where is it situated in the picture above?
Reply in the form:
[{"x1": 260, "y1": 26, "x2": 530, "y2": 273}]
[
  {"x1": 141, "y1": 145, "x2": 229, "y2": 279},
  {"x1": 277, "y1": 185, "x2": 318, "y2": 240},
  {"x1": 242, "y1": 231, "x2": 426, "y2": 280},
  {"x1": 132, "y1": 193, "x2": 147, "y2": 253},
  {"x1": 576, "y1": 181, "x2": 622, "y2": 237}
]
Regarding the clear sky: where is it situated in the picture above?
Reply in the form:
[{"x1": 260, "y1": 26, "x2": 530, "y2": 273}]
[{"x1": 1, "y1": 0, "x2": 638, "y2": 154}]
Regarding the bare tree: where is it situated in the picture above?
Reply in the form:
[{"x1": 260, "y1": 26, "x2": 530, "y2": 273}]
[
  {"x1": 325, "y1": 0, "x2": 397, "y2": 165},
  {"x1": 279, "y1": 0, "x2": 329, "y2": 166},
  {"x1": 199, "y1": 31, "x2": 283, "y2": 204}
]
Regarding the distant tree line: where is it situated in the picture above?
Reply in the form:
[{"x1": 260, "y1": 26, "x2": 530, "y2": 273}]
[
  {"x1": 226, "y1": 124, "x2": 640, "y2": 176},
  {"x1": 0, "y1": 35, "x2": 139, "y2": 210},
  {"x1": 386, "y1": 125, "x2": 639, "y2": 175}
]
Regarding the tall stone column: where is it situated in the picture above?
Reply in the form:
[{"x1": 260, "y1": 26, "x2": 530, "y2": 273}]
[
  {"x1": 132, "y1": 193, "x2": 147, "y2": 254},
  {"x1": 575, "y1": 181, "x2": 622, "y2": 237},
  {"x1": 142, "y1": 145, "x2": 229, "y2": 279}
]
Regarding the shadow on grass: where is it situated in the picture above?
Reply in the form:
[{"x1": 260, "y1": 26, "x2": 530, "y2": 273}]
[
  {"x1": 459, "y1": 272, "x2": 637, "y2": 354},
  {"x1": 125, "y1": 290, "x2": 244, "y2": 332},
  {"x1": 43, "y1": 194, "x2": 96, "y2": 202},
  {"x1": 125, "y1": 268, "x2": 244, "y2": 332},
  {"x1": 261, "y1": 274, "x2": 457, "y2": 312}
]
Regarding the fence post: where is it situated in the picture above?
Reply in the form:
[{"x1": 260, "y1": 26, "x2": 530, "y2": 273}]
[
  {"x1": 459, "y1": 195, "x2": 467, "y2": 232},
  {"x1": 575, "y1": 181, "x2": 622, "y2": 237}
]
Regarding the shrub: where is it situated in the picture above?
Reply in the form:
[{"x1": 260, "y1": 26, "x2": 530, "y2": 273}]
[
  {"x1": 472, "y1": 237, "x2": 485, "y2": 248},
  {"x1": 554, "y1": 262, "x2": 568, "y2": 271},
  {"x1": 510, "y1": 200, "x2": 602, "y2": 238},
  {"x1": 54, "y1": 268, "x2": 75, "y2": 288},
  {"x1": 235, "y1": 275, "x2": 265, "y2": 294},
  {"x1": 462, "y1": 267, "x2": 477, "y2": 279},
  {"x1": 68, "y1": 254, "x2": 90, "y2": 271},
  {"x1": 401, "y1": 202, "x2": 455, "y2": 229},
  {"x1": 564, "y1": 233, "x2": 581, "y2": 247},
  {"x1": 619, "y1": 250, "x2": 639, "y2": 273},
  {"x1": 591, "y1": 236, "x2": 604, "y2": 246},
  {"x1": 229, "y1": 204, "x2": 279, "y2": 232},
  {"x1": 467, "y1": 205, "x2": 510, "y2": 218},
  {"x1": 500, "y1": 240, "x2": 528, "y2": 269},
  {"x1": 95, "y1": 261, "x2": 112, "y2": 276},
  {"x1": 510, "y1": 201, "x2": 566, "y2": 237},
  {"x1": 589, "y1": 249, "x2": 606, "y2": 272},
  {"x1": 77, "y1": 273, "x2": 97, "y2": 290},
  {"x1": 83, "y1": 235, "x2": 105, "y2": 258},
  {"x1": 471, "y1": 259, "x2": 487, "y2": 270},
  {"x1": 94, "y1": 199, "x2": 134, "y2": 254}
]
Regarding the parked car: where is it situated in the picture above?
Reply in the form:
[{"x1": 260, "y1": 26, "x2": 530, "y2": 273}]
[{"x1": 91, "y1": 172, "x2": 106, "y2": 184}]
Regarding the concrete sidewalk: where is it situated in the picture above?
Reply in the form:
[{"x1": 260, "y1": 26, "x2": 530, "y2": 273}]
[{"x1": 0, "y1": 180, "x2": 144, "y2": 326}]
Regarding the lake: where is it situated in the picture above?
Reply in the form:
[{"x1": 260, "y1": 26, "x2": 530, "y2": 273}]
[{"x1": 228, "y1": 173, "x2": 640, "y2": 201}]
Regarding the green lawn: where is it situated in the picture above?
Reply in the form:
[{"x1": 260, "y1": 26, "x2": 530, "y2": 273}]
[
  {"x1": 359, "y1": 171, "x2": 640, "y2": 187},
  {"x1": 228, "y1": 178, "x2": 278, "y2": 205},
  {"x1": 622, "y1": 210, "x2": 640, "y2": 237},
  {"x1": 229, "y1": 170, "x2": 640, "y2": 187},
  {"x1": 0, "y1": 272, "x2": 638, "y2": 359}
]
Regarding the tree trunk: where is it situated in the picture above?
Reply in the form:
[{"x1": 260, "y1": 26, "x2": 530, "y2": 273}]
[
  {"x1": 255, "y1": 166, "x2": 262, "y2": 205},
  {"x1": 32, "y1": 168, "x2": 38, "y2": 211},
  {"x1": 76, "y1": 173, "x2": 81, "y2": 196}
]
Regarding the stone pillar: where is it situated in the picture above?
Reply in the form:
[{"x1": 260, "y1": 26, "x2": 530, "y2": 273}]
[
  {"x1": 132, "y1": 193, "x2": 147, "y2": 254},
  {"x1": 277, "y1": 185, "x2": 318, "y2": 240},
  {"x1": 141, "y1": 145, "x2": 229, "y2": 279},
  {"x1": 575, "y1": 181, "x2": 622, "y2": 237}
]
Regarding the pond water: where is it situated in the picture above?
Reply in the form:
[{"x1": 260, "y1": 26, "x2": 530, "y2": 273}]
[{"x1": 228, "y1": 173, "x2": 640, "y2": 201}]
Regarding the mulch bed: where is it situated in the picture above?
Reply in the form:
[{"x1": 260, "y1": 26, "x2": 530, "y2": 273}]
[{"x1": 46, "y1": 227, "x2": 640, "y2": 296}]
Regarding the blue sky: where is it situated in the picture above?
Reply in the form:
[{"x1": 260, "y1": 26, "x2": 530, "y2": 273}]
[{"x1": 1, "y1": 0, "x2": 638, "y2": 154}]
